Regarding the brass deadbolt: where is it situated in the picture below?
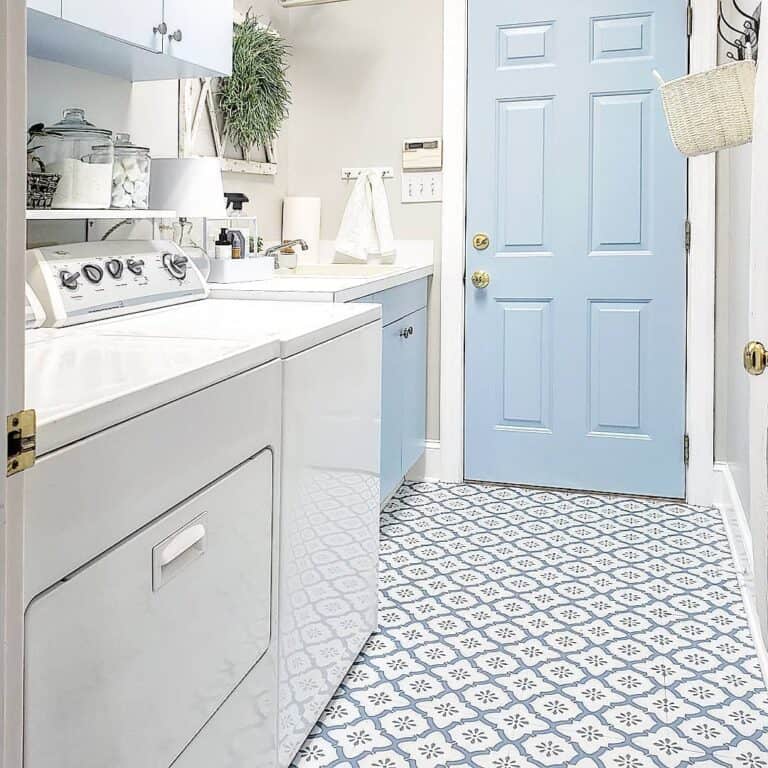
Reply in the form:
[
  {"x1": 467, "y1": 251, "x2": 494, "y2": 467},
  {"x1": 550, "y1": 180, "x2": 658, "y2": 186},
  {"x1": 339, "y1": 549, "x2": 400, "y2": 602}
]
[
  {"x1": 473, "y1": 233, "x2": 490, "y2": 251},
  {"x1": 471, "y1": 270, "x2": 491, "y2": 289},
  {"x1": 744, "y1": 341, "x2": 768, "y2": 376}
]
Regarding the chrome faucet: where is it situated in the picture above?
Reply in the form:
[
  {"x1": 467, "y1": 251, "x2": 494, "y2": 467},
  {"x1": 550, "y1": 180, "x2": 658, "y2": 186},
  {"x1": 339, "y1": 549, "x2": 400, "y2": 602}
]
[{"x1": 264, "y1": 239, "x2": 309, "y2": 269}]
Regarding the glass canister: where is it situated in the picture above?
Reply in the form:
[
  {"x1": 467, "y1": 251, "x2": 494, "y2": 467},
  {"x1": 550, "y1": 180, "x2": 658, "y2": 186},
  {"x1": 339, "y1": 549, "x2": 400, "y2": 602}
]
[
  {"x1": 37, "y1": 108, "x2": 114, "y2": 209},
  {"x1": 110, "y1": 133, "x2": 151, "y2": 210}
]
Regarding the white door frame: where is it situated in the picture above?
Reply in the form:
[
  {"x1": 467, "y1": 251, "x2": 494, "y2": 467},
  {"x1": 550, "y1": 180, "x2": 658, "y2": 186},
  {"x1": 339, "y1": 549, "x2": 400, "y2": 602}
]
[
  {"x1": 1, "y1": 0, "x2": 29, "y2": 764},
  {"x1": 440, "y1": 0, "x2": 718, "y2": 506}
]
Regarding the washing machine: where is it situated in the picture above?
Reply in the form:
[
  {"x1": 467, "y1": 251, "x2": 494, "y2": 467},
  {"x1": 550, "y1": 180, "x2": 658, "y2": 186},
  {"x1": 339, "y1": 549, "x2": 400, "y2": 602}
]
[
  {"x1": 27, "y1": 241, "x2": 383, "y2": 767},
  {"x1": 24, "y1": 241, "x2": 283, "y2": 768}
]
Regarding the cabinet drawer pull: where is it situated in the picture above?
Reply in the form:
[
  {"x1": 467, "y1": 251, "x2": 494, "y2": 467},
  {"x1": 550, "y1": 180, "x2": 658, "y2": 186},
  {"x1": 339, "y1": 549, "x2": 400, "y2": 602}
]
[
  {"x1": 153, "y1": 22, "x2": 167, "y2": 35},
  {"x1": 400, "y1": 326, "x2": 415, "y2": 339},
  {"x1": 168, "y1": 29, "x2": 183, "y2": 42}
]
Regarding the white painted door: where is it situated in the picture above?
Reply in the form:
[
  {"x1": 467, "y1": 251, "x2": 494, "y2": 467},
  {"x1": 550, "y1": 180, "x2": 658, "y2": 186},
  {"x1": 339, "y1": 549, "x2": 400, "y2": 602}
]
[
  {"x1": 162, "y1": 0, "x2": 233, "y2": 76},
  {"x1": 2, "y1": 0, "x2": 30, "y2": 764},
  {"x1": 61, "y1": 0, "x2": 164, "y2": 52},
  {"x1": 747, "y1": 52, "x2": 768, "y2": 640}
]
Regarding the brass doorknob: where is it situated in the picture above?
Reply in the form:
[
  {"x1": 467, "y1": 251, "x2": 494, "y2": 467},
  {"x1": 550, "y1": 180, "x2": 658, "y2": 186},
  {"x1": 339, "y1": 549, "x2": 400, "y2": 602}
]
[
  {"x1": 471, "y1": 270, "x2": 490, "y2": 289},
  {"x1": 744, "y1": 341, "x2": 768, "y2": 376},
  {"x1": 473, "y1": 233, "x2": 490, "y2": 251}
]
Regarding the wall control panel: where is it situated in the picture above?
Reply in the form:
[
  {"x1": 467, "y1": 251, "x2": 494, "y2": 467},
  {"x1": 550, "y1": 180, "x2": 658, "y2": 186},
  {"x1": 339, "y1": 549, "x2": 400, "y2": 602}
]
[
  {"x1": 402, "y1": 138, "x2": 443, "y2": 171},
  {"x1": 26, "y1": 240, "x2": 208, "y2": 328}
]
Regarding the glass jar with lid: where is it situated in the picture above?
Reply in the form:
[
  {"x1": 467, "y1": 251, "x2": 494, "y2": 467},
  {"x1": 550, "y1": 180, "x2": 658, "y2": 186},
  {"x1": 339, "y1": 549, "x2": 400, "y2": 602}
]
[
  {"x1": 36, "y1": 108, "x2": 114, "y2": 209},
  {"x1": 110, "y1": 133, "x2": 151, "y2": 210}
]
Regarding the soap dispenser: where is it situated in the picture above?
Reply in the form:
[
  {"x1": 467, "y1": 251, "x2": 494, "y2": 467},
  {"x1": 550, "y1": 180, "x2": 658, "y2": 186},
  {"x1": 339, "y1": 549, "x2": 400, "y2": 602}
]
[{"x1": 214, "y1": 228, "x2": 232, "y2": 260}]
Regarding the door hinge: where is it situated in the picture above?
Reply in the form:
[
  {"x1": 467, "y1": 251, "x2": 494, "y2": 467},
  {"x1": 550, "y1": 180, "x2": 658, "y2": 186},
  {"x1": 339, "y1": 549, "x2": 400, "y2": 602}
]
[
  {"x1": 685, "y1": 219, "x2": 692, "y2": 256},
  {"x1": 7, "y1": 409, "x2": 36, "y2": 477},
  {"x1": 684, "y1": 434, "x2": 690, "y2": 466},
  {"x1": 687, "y1": 1, "x2": 693, "y2": 37}
]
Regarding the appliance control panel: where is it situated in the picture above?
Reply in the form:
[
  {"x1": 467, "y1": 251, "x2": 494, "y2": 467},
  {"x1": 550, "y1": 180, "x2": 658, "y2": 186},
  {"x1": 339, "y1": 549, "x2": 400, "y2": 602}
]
[{"x1": 26, "y1": 241, "x2": 209, "y2": 328}]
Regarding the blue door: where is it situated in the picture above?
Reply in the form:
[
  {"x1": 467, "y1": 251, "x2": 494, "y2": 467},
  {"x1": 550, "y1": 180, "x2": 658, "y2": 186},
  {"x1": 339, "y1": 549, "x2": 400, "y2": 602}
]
[{"x1": 465, "y1": 0, "x2": 688, "y2": 498}]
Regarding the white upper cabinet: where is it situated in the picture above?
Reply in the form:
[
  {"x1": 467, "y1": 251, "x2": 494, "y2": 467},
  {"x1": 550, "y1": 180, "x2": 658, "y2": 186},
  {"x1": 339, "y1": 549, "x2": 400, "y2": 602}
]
[
  {"x1": 28, "y1": 0, "x2": 60, "y2": 15},
  {"x1": 27, "y1": 0, "x2": 233, "y2": 81},
  {"x1": 163, "y1": 0, "x2": 233, "y2": 77},
  {"x1": 61, "y1": 0, "x2": 164, "y2": 52}
]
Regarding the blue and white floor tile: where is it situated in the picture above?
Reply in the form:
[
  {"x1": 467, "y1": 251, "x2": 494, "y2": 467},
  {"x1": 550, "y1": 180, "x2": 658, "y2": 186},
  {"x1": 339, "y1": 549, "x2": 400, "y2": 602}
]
[{"x1": 291, "y1": 481, "x2": 768, "y2": 768}]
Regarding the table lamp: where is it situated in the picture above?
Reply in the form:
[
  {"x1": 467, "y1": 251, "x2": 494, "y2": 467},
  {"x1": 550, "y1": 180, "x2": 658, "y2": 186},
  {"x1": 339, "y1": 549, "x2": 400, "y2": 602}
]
[{"x1": 150, "y1": 158, "x2": 227, "y2": 249}]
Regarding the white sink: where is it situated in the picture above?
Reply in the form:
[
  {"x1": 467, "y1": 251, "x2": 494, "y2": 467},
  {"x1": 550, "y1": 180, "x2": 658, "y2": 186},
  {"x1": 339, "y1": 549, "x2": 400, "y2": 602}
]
[{"x1": 274, "y1": 264, "x2": 403, "y2": 278}]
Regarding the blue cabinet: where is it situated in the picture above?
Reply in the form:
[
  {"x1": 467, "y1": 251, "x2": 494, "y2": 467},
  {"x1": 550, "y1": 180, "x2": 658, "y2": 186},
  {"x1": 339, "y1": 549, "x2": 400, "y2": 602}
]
[
  {"x1": 380, "y1": 322, "x2": 405, "y2": 500},
  {"x1": 356, "y1": 279, "x2": 428, "y2": 502},
  {"x1": 27, "y1": 0, "x2": 232, "y2": 81},
  {"x1": 401, "y1": 307, "x2": 427, "y2": 474}
]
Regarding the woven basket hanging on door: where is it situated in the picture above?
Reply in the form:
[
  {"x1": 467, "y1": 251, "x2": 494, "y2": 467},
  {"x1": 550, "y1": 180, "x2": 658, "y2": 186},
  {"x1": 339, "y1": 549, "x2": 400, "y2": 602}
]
[{"x1": 655, "y1": 59, "x2": 756, "y2": 157}]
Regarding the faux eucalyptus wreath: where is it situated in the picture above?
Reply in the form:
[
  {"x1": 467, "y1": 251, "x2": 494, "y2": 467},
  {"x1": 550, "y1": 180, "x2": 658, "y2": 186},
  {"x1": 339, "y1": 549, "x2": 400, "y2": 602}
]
[{"x1": 218, "y1": 12, "x2": 291, "y2": 160}]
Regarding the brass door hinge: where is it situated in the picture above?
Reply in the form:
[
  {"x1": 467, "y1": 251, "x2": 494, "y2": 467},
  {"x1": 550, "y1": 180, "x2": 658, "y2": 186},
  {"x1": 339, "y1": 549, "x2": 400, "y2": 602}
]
[
  {"x1": 7, "y1": 409, "x2": 36, "y2": 477},
  {"x1": 687, "y1": 1, "x2": 693, "y2": 37},
  {"x1": 685, "y1": 219, "x2": 692, "y2": 256},
  {"x1": 684, "y1": 434, "x2": 690, "y2": 466}
]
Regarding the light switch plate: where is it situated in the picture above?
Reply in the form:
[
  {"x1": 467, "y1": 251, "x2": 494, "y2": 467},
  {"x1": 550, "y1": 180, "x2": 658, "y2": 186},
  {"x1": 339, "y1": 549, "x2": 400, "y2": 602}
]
[{"x1": 401, "y1": 172, "x2": 442, "y2": 204}]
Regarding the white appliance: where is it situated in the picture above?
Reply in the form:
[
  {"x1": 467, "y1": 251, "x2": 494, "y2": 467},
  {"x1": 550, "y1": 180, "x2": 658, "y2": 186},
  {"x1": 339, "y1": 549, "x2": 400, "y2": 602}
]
[
  {"x1": 25, "y1": 241, "x2": 383, "y2": 768},
  {"x1": 61, "y1": 299, "x2": 383, "y2": 767},
  {"x1": 24, "y1": 241, "x2": 282, "y2": 768}
]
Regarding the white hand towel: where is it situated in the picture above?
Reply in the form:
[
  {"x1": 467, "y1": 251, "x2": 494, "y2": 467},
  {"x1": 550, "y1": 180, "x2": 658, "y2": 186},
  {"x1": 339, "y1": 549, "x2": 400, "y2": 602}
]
[{"x1": 335, "y1": 169, "x2": 396, "y2": 263}]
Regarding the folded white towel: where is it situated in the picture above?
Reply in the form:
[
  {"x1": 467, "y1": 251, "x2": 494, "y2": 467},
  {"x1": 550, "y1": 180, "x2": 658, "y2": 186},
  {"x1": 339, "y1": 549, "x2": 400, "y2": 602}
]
[{"x1": 335, "y1": 169, "x2": 396, "y2": 263}]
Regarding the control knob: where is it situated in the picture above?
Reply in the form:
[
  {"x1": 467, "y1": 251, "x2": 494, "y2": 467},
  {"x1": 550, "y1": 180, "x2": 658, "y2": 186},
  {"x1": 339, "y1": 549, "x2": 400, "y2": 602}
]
[
  {"x1": 126, "y1": 258, "x2": 145, "y2": 276},
  {"x1": 83, "y1": 263, "x2": 104, "y2": 284},
  {"x1": 106, "y1": 259, "x2": 124, "y2": 279},
  {"x1": 162, "y1": 252, "x2": 188, "y2": 280},
  {"x1": 59, "y1": 270, "x2": 80, "y2": 291}
]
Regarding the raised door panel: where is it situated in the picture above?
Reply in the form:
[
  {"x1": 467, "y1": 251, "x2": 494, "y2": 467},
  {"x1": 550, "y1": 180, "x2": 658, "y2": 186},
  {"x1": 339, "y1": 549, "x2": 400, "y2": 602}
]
[
  {"x1": 28, "y1": 0, "x2": 61, "y2": 16},
  {"x1": 61, "y1": 0, "x2": 163, "y2": 51},
  {"x1": 401, "y1": 308, "x2": 427, "y2": 474},
  {"x1": 163, "y1": 0, "x2": 233, "y2": 76},
  {"x1": 380, "y1": 321, "x2": 404, "y2": 500}
]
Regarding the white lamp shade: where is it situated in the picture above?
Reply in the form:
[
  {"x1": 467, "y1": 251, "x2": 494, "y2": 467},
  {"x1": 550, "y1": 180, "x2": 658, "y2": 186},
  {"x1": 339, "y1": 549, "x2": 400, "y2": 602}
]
[{"x1": 149, "y1": 158, "x2": 227, "y2": 218}]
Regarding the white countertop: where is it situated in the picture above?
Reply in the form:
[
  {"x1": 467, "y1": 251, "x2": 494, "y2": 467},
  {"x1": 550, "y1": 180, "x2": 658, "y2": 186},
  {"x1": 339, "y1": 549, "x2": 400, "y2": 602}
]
[{"x1": 209, "y1": 262, "x2": 433, "y2": 303}]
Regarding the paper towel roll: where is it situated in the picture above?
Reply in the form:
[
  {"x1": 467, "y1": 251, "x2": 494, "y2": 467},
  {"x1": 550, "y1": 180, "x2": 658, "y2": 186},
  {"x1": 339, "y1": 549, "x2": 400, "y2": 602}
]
[{"x1": 282, "y1": 196, "x2": 322, "y2": 263}]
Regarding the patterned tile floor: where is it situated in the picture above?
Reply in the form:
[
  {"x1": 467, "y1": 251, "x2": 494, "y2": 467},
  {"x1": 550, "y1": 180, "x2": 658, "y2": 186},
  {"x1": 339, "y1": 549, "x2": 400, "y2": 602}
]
[{"x1": 292, "y1": 481, "x2": 768, "y2": 768}]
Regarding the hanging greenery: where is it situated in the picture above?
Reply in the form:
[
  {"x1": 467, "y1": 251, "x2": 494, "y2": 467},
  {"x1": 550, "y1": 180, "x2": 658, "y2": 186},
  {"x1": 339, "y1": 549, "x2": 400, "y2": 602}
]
[{"x1": 218, "y1": 12, "x2": 291, "y2": 160}]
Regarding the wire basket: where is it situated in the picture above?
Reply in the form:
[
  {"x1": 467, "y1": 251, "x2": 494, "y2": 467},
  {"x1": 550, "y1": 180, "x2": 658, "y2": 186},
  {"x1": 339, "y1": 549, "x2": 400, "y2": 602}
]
[
  {"x1": 654, "y1": 60, "x2": 756, "y2": 157},
  {"x1": 26, "y1": 172, "x2": 61, "y2": 209}
]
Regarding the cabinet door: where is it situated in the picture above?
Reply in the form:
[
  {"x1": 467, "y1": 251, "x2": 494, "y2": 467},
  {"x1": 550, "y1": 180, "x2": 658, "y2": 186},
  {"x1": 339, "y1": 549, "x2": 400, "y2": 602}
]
[
  {"x1": 380, "y1": 321, "x2": 404, "y2": 501},
  {"x1": 401, "y1": 308, "x2": 427, "y2": 474},
  {"x1": 163, "y1": 0, "x2": 233, "y2": 76},
  {"x1": 61, "y1": 0, "x2": 163, "y2": 51},
  {"x1": 28, "y1": 0, "x2": 61, "y2": 16}
]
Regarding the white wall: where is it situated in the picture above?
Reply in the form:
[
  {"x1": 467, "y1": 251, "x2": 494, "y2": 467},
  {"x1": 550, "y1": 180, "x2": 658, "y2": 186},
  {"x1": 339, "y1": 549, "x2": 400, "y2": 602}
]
[
  {"x1": 26, "y1": 0, "x2": 444, "y2": 439},
  {"x1": 714, "y1": 9, "x2": 758, "y2": 521},
  {"x1": 286, "y1": 0, "x2": 443, "y2": 438},
  {"x1": 715, "y1": 144, "x2": 752, "y2": 518}
]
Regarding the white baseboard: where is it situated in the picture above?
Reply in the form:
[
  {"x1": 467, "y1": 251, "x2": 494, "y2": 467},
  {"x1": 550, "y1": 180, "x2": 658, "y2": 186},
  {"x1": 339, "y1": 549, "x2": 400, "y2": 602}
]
[
  {"x1": 713, "y1": 462, "x2": 768, "y2": 686},
  {"x1": 406, "y1": 439, "x2": 442, "y2": 482}
]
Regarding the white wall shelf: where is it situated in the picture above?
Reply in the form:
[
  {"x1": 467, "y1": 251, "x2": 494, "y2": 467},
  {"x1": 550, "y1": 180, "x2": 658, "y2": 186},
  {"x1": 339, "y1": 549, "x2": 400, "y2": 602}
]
[{"x1": 26, "y1": 209, "x2": 176, "y2": 221}]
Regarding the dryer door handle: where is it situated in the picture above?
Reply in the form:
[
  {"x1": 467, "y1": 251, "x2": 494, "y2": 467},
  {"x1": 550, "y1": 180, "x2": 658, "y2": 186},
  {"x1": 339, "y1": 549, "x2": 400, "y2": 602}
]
[
  {"x1": 152, "y1": 518, "x2": 207, "y2": 591},
  {"x1": 160, "y1": 524, "x2": 206, "y2": 566}
]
